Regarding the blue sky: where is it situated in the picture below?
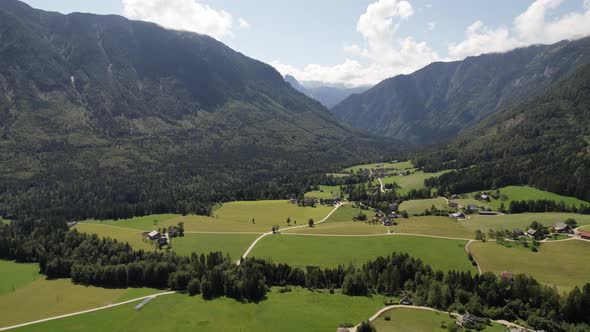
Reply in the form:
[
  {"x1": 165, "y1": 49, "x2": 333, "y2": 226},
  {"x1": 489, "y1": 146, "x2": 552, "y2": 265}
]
[{"x1": 20, "y1": 0, "x2": 590, "y2": 86}]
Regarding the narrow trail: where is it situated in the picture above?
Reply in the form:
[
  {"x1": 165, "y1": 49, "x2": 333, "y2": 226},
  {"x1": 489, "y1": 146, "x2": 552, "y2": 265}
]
[
  {"x1": 0, "y1": 291, "x2": 178, "y2": 331},
  {"x1": 348, "y1": 305, "x2": 533, "y2": 332},
  {"x1": 238, "y1": 202, "x2": 348, "y2": 264},
  {"x1": 465, "y1": 240, "x2": 483, "y2": 275}
]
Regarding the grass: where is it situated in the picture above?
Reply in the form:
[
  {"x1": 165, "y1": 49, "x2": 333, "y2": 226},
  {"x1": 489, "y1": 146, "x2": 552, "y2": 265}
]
[
  {"x1": 394, "y1": 217, "x2": 474, "y2": 239},
  {"x1": 0, "y1": 217, "x2": 10, "y2": 224},
  {"x1": 380, "y1": 170, "x2": 451, "y2": 195},
  {"x1": 0, "y1": 275, "x2": 160, "y2": 327},
  {"x1": 170, "y1": 233, "x2": 259, "y2": 260},
  {"x1": 324, "y1": 204, "x2": 368, "y2": 223},
  {"x1": 0, "y1": 261, "x2": 41, "y2": 295},
  {"x1": 372, "y1": 308, "x2": 504, "y2": 332},
  {"x1": 251, "y1": 234, "x2": 475, "y2": 272},
  {"x1": 459, "y1": 213, "x2": 590, "y2": 233},
  {"x1": 399, "y1": 198, "x2": 450, "y2": 215},
  {"x1": 470, "y1": 239, "x2": 590, "y2": 292},
  {"x1": 74, "y1": 223, "x2": 156, "y2": 251},
  {"x1": 15, "y1": 287, "x2": 386, "y2": 332},
  {"x1": 467, "y1": 186, "x2": 589, "y2": 211},
  {"x1": 284, "y1": 221, "x2": 389, "y2": 235},
  {"x1": 85, "y1": 200, "x2": 334, "y2": 233},
  {"x1": 343, "y1": 160, "x2": 400, "y2": 172},
  {"x1": 579, "y1": 225, "x2": 590, "y2": 232},
  {"x1": 304, "y1": 185, "x2": 342, "y2": 199}
]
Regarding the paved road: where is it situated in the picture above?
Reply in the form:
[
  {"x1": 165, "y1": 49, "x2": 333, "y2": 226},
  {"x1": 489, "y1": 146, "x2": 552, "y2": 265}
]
[
  {"x1": 238, "y1": 202, "x2": 348, "y2": 264},
  {"x1": 0, "y1": 291, "x2": 178, "y2": 331}
]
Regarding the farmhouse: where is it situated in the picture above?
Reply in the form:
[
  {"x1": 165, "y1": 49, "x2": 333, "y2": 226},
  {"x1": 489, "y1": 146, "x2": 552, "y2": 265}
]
[
  {"x1": 465, "y1": 205, "x2": 479, "y2": 213},
  {"x1": 478, "y1": 210, "x2": 499, "y2": 216},
  {"x1": 66, "y1": 221, "x2": 78, "y2": 228},
  {"x1": 375, "y1": 212, "x2": 385, "y2": 218},
  {"x1": 157, "y1": 236, "x2": 169, "y2": 248},
  {"x1": 456, "y1": 313, "x2": 486, "y2": 328},
  {"x1": 289, "y1": 198, "x2": 298, "y2": 204},
  {"x1": 451, "y1": 194, "x2": 460, "y2": 200},
  {"x1": 449, "y1": 212, "x2": 466, "y2": 220},
  {"x1": 389, "y1": 203, "x2": 398, "y2": 211},
  {"x1": 448, "y1": 201, "x2": 459, "y2": 208},
  {"x1": 579, "y1": 232, "x2": 590, "y2": 240},
  {"x1": 400, "y1": 296, "x2": 413, "y2": 305},
  {"x1": 147, "y1": 230, "x2": 160, "y2": 240},
  {"x1": 382, "y1": 219, "x2": 397, "y2": 226},
  {"x1": 527, "y1": 228, "x2": 544, "y2": 240},
  {"x1": 500, "y1": 271, "x2": 514, "y2": 280},
  {"x1": 553, "y1": 222, "x2": 571, "y2": 234},
  {"x1": 479, "y1": 194, "x2": 491, "y2": 202}
]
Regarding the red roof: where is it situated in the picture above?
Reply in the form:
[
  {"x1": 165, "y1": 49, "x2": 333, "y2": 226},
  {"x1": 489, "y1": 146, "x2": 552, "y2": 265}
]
[{"x1": 580, "y1": 232, "x2": 590, "y2": 238}]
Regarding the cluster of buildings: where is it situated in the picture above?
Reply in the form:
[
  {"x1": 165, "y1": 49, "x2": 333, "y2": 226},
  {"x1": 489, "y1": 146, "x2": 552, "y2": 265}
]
[
  {"x1": 145, "y1": 230, "x2": 169, "y2": 248},
  {"x1": 289, "y1": 197, "x2": 342, "y2": 207}
]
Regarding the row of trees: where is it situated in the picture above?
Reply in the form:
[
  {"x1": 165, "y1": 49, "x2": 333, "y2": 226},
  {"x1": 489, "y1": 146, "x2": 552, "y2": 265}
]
[{"x1": 1, "y1": 218, "x2": 589, "y2": 331}]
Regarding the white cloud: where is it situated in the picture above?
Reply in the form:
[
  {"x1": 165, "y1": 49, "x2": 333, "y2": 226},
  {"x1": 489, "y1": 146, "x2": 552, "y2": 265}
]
[
  {"x1": 449, "y1": 0, "x2": 590, "y2": 59},
  {"x1": 238, "y1": 18, "x2": 250, "y2": 29},
  {"x1": 122, "y1": 0, "x2": 234, "y2": 39},
  {"x1": 427, "y1": 22, "x2": 436, "y2": 31},
  {"x1": 273, "y1": 0, "x2": 439, "y2": 87}
]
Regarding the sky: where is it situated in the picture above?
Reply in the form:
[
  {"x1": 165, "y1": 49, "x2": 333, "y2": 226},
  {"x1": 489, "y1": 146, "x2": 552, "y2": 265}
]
[{"x1": 20, "y1": 0, "x2": 590, "y2": 87}]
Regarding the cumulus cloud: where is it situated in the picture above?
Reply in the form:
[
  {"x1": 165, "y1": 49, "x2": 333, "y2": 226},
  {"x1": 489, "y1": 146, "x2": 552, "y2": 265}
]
[
  {"x1": 449, "y1": 0, "x2": 590, "y2": 59},
  {"x1": 122, "y1": 0, "x2": 234, "y2": 39},
  {"x1": 273, "y1": 0, "x2": 439, "y2": 87}
]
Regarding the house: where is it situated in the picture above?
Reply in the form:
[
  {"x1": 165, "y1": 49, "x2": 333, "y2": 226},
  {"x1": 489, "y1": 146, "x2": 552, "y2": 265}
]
[
  {"x1": 448, "y1": 201, "x2": 459, "y2": 208},
  {"x1": 512, "y1": 229, "x2": 525, "y2": 237},
  {"x1": 479, "y1": 194, "x2": 491, "y2": 202},
  {"x1": 449, "y1": 212, "x2": 466, "y2": 220},
  {"x1": 289, "y1": 198, "x2": 298, "y2": 204},
  {"x1": 389, "y1": 203, "x2": 398, "y2": 211},
  {"x1": 500, "y1": 271, "x2": 514, "y2": 280},
  {"x1": 387, "y1": 212, "x2": 397, "y2": 219},
  {"x1": 451, "y1": 194, "x2": 460, "y2": 200},
  {"x1": 400, "y1": 296, "x2": 413, "y2": 305},
  {"x1": 527, "y1": 228, "x2": 544, "y2": 240},
  {"x1": 157, "y1": 236, "x2": 168, "y2": 248},
  {"x1": 579, "y1": 231, "x2": 590, "y2": 240},
  {"x1": 553, "y1": 222, "x2": 571, "y2": 234},
  {"x1": 66, "y1": 221, "x2": 78, "y2": 228},
  {"x1": 478, "y1": 210, "x2": 499, "y2": 216},
  {"x1": 375, "y1": 212, "x2": 385, "y2": 218},
  {"x1": 147, "y1": 230, "x2": 160, "y2": 240},
  {"x1": 456, "y1": 313, "x2": 486, "y2": 328},
  {"x1": 465, "y1": 204, "x2": 479, "y2": 213},
  {"x1": 382, "y1": 219, "x2": 397, "y2": 226}
]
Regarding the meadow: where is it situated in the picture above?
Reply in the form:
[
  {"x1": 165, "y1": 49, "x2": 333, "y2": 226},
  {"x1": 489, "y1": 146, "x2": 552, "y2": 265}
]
[
  {"x1": 0, "y1": 260, "x2": 40, "y2": 295},
  {"x1": 304, "y1": 185, "x2": 342, "y2": 199},
  {"x1": 250, "y1": 234, "x2": 475, "y2": 272},
  {"x1": 464, "y1": 186, "x2": 589, "y2": 210},
  {"x1": 379, "y1": 170, "x2": 451, "y2": 195},
  {"x1": 393, "y1": 216, "x2": 474, "y2": 239},
  {"x1": 372, "y1": 308, "x2": 505, "y2": 332},
  {"x1": 0, "y1": 217, "x2": 10, "y2": 224},
  {"x1": 14, "y1": 288, "x2": 386, "y2": 332},
  {"x1": 284, "y1": 221, "x2": 388, "y2": 235},
  {"x1": 469, "y1": 239, "x2": 590, "y2": 292},
  {"x1": 0, "y1": 261, "x2": 160, "y2": 328},
  {"x1": 74, "y1": 223, "x2": 156, "y2": 251},
  {"x1": 399, "y1": 197, "x2": 450, "y2": 215},
  {"x1": 459, "y1": 213, "x2": 590, "y2": 233}
]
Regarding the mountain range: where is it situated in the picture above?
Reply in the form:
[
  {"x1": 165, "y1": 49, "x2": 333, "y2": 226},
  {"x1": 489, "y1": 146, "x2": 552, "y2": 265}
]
[
  {"x1": 284, "y1": 75, "x2": 369, "y2": 109},
  {"x1": 0, "y1": 0, "x2": 397, "y2": 219},
  {"x1": 332, "y1": 37, "x2": 590, "y2": 146}
]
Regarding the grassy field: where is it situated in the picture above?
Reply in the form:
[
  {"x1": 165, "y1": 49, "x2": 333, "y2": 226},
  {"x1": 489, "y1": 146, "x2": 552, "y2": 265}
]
[
  {"x1": 285, "y1": 221, "x2": 389, "y2": 235},
  {"x1": 74, "y1": 223, "x2": 156, "y2": 251},
  {"x1": 85, "y1": 200, "x2": 334, "y2": 233},
  {"x1": 579, "y1": 225, "x2": 590, "y2": 232},
  {"x1": 304, "y1": 185, "x2": 342, "y2": 199},
  {"x1": 170, "y1": 233, "x2": 259, "y2": 259},
  {"x1": 15, "y1": 288, "x2": 385, "y2": 332},
  {"x1": 466, "y1": 186, "x2": 589, "y2": 210},
  {"x1": 0, "y1": 263, "x2": 160, "y2": 328},
  {"x1": 399, "y1": 198, "x2": 450, "y2": 215},
  {"x1": 394, "y1": 217, "x2": 474, "y2": 239},
  {"x1": 459, "y1": 213, "x2": 590, "y2": 233},
  {"x1": 372, "y1": 308, "x2": 504, "y2": 332},
  {"x1": 0, "y1": 261, "x2": 41, "y2": 296},
  {"x1": 251, "y1": 234, "x2": 475, "y2": 272},
  {"x1": 380, "y1": 170, "x2": 451, "y2": 195},
  {"x1": 0, "y1": 217, "x2": 10, "y2": 224},
  {"x1": 470, "y1": 240, "x2": 590, "y2": 292}
]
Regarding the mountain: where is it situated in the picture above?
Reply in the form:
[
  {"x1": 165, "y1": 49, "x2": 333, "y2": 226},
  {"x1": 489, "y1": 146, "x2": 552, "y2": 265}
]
[
  {"x1": 284, "y1": 75, "x2": 369, "y2": 108},
  {"x1": 0, "y1": 0, "x2": 400, "y2": 220},
  {"x1": 332, "y1": 37, "x2": 590, "y2": 145},
  {"x1": 414, "y1": 63, "x2": 590, "y2": 202}
]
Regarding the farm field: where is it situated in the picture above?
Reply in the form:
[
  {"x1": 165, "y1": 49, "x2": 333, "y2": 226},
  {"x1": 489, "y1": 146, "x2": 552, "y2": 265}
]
[
  {"x1": 394, "y1": 217, "x2": 474, "y2": 239},
  {"x1": 0, "y1": 261, "x2": 40, "y2": 295},
  {"x1": 0, "y1": 263, "x2": 160, "y2": 327},
  {"x1": 170, "y1": 233, "x2": 259, "y2": 260},
  {"x1": 465, "y1": 186, "x2": 589, "y2": 210},
  {"x1": 74, "y1": 223, "x2": 156, "y2": 251},
  {"x1": 343, "y1": 160, "x2": 399, "y2": 172},
  {"x1": 284, "y1": 221, "x2": 388, "y2": 235},
  {"x1": 469, "y1": 239, "x2": 590, "y2": 292},
  {"x1": 85, "y1": 200, "x2": 333, "y2": 233},
  {"x1": 372, "y1": 308, "x2": 504, "y2": 332},
  {"x1": 323, "y1": 204, "x2": 368, "y2": 223},
  {"x1": 304, "y1": 185, "x2": 341, "y2": 199},
  {"x1": 459, "y1": 213, "x2": 590, "y2": 233},
  {"x1": 250, "y1": 234, "x2": 475, "y2": 272},
  {"x1": 379, "y1": 170, "x2": 451, "y2": 195},
  {"x1": 15, "y1": 288, "x2": 385, "y2": 332},
  {"x1": 579, "y1": 225, "x2": 590, "y2": 232},
  {"x1": 399, "y1": 197, "x2": 450, "y2": 215}
]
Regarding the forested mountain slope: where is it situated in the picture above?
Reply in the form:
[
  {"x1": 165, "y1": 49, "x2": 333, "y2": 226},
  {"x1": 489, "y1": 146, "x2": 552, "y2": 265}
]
[
  {"x1": 332, "y1": 37, "x2": 590, "y2": 145},
  {"x1": 415, "y1": 63, "x2": 590, "y2": 202},
  {"x1": 0, "y1": 0, "x2": 399, "y2": 220}
]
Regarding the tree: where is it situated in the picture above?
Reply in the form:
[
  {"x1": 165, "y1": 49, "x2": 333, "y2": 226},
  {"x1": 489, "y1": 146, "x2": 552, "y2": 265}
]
[
  {"x1": 475, "y1": 230, "x2": 486, "y2": 241},
  {"x1": 565, "y1": 218, "x2": 577, "y2": 227},
  {"x1": 271, "y1": 226, "x2": 276, "y2": 234},
  {"x1": 252, "y1": 218, "x2": 255, "y2": 224},
  {"x1": 308, "y1": 218, "x2": 314, "y2": 227},
  {"x1": 286, "y1": 217, "x2": 291, "y2": 226},
  {"x1": 187, "y1": 278, "x2": 200, "y2": 296},
  {"x1": 356, "y1": 320, "x2": 376, "y2": 332}
]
